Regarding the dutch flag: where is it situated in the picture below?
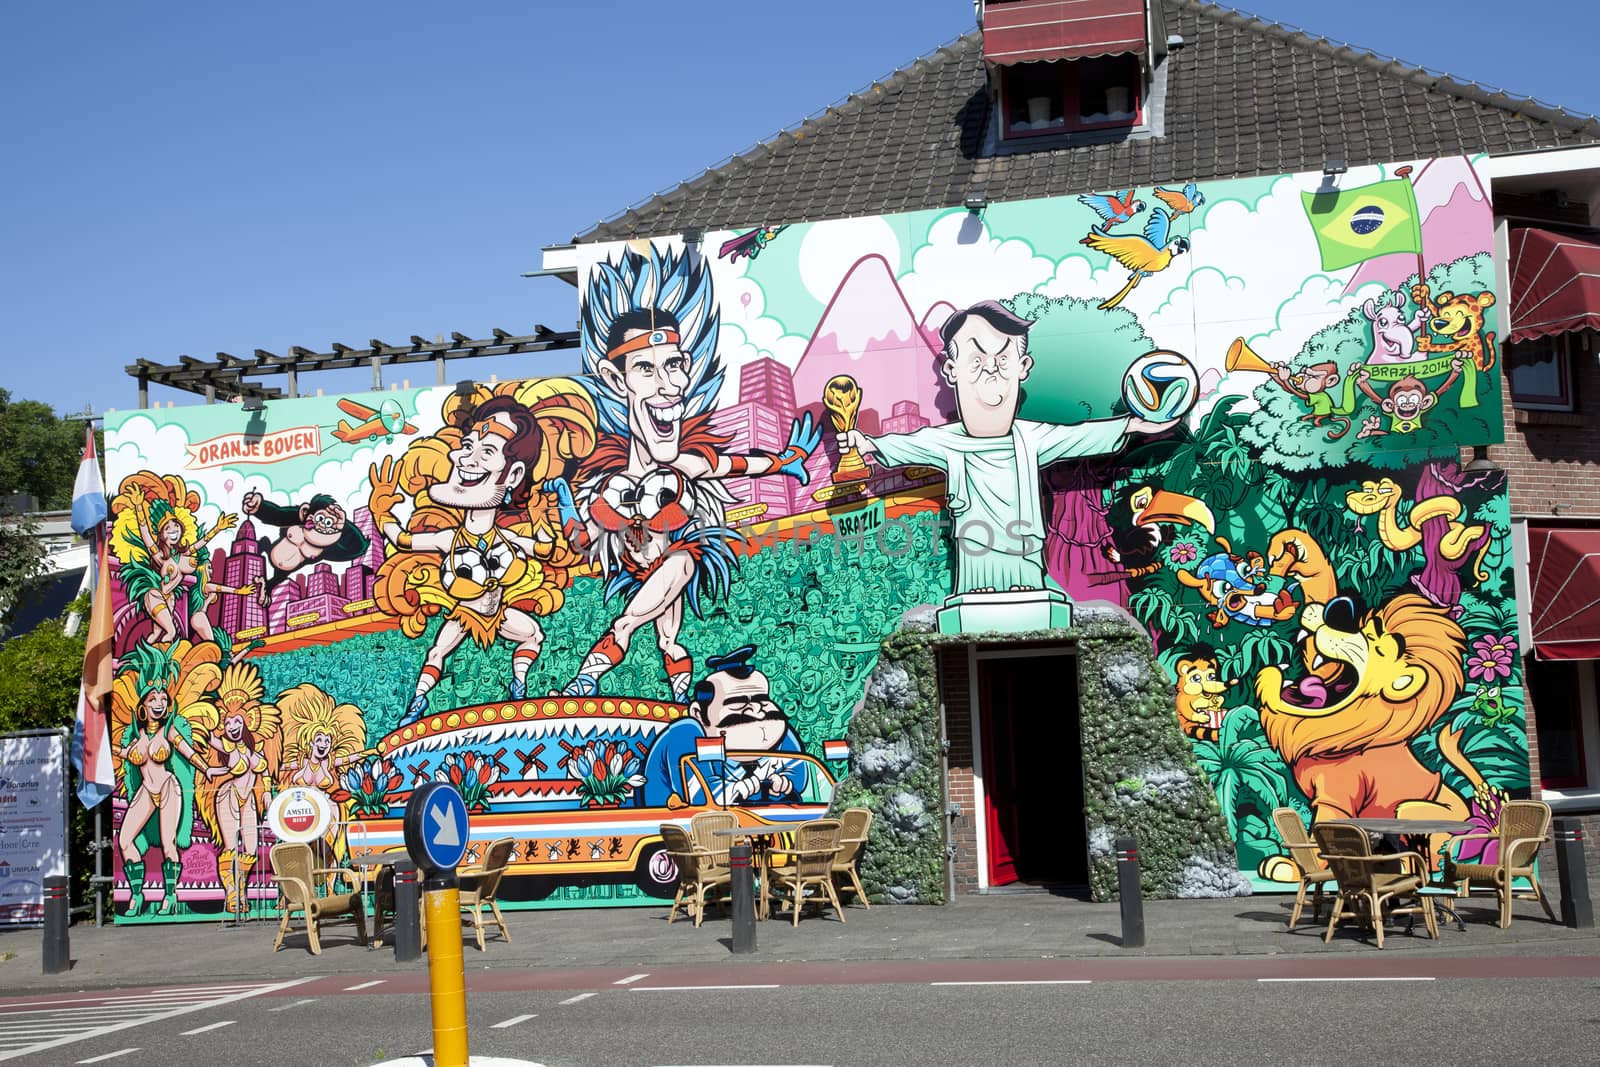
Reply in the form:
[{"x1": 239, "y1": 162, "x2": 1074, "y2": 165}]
[
  {"x1": 823, "y1": 740, "x2": 850, "y2": 761},
  {"x1": 695, "y1": 736, "x2": 725, "y2": 762},
  {"x1": 70, "y1": 428, "x2": 114, "y2": 808}
]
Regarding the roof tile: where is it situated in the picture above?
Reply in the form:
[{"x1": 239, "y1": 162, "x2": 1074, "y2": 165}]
[{"x1": 574, "y1": 1, "x2": 1600, "y2": 243}]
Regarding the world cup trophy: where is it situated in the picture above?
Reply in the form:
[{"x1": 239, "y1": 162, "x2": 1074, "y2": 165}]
[{"x1": 822, "y1": 374, "x2": 871, "y2": 482}]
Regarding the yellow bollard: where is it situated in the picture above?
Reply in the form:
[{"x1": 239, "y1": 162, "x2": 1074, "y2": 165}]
[{"x1": 423, "y1": 880, "x2": 469, "y2": 1067}]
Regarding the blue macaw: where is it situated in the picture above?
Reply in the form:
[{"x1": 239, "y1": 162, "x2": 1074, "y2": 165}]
[{"x1": 1080, "y1": 208, "x2": 1191, "y2": 309}]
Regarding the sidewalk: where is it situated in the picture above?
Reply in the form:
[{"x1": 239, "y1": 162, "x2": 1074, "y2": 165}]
[{"x1": 3, "y1": 889, "x2": 1597, "y2": 992}]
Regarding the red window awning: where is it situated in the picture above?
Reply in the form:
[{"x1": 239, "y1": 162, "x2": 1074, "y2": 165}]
[
  {"x1": 1509, "y1": 227, "x2": 1600, "y2": 344},
  {"x1": 981, "y1": 0, "x2": 1148, "y2": 66},
  {"x1": 1528, "y1": 526, "x2": 1600, "y2": 661}
]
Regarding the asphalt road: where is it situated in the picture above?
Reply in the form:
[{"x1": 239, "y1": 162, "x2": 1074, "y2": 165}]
[{"x1": 6, "y1": 956, "x2": 1599, "y2": 1067}]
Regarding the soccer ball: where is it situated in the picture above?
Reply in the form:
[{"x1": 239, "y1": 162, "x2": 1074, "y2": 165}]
[{"x1": 1121, "y1": 350, "x2": 1199, "y2": 422}]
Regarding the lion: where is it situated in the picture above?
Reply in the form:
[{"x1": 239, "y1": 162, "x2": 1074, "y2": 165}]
[
  {"x1": 1254, "y1": 592, "x2": 1488, "y2": 881},
  {"x1": 1175, "y1": 649, "x2": 1231, "y2": 742}
]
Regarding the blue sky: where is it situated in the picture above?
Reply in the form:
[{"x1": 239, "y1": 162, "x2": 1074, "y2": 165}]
[{"x1": 3, "y1": 1, "x2": 1595, "y2": 419}]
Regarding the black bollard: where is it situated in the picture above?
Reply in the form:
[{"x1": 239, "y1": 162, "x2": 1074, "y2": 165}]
[
  {"x1": 392, "y1": 858, "x2": 422, "y2": 962},
  {"x1": 1553, "y1": 818, "x2": 1594, "y2": 930},
  {"x1": 1115, "y1": 836, "x2": 1145, "y2": 949},
  {"x1": 42, "y1": 875, "x2": 70, "y2": 974},
  {"x1": 729, "y1": 843, "x2": 757, "y2": 954}
]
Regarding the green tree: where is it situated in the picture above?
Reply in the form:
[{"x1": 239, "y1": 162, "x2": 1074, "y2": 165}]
[
  {"x1": 1240, "y1": 254, "x2": 1501, "y2": 471},
  {"x1": 0, "y1": 515, "x2": 47, "y2": 636},
  {"x1": 0, "y1": 388, "x2": 84, "y2": 509},
  {"x1": 1004, "y1": 294, "x2": 1153, "y2": 423},
  {"x1": 0, "y1": 608, "x2": 100, "y2": 906}
]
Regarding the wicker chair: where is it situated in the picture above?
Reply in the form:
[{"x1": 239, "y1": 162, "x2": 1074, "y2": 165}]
[
  {"x1": 459, "y1": 836, "x2": 515, "y2": 950},
  {"x1": 767, "y1": 819, "x2": 846, "y2": 926},
  {"x1": 1450, "y1": 800, "x2": 1556, "y2": 928},
  {"x1": 269, "y1": 842, "x2": 368, "y2": 955},
  {"x1": 660, "y1": 823, "x2": 731, "y2": 927},
  {"x1": 832, "y1": 808, "x2": 873, "y2": 909},
  {"x1": 1271, "y1": 807, "x2": 1334, "y2": 930},
  {"x1": 688, "y1": 811, "x2": 735, "y2": 891},
  {"x1": 1313, "y1": 822, "x2": 1436, "y2": 948}
]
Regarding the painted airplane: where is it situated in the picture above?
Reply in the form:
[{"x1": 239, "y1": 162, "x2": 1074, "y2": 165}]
[{"x1": 333, "y1": 397, "x2": 417, "y2": 444}]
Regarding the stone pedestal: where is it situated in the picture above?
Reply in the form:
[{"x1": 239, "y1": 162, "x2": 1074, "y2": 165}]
[{"x1": 936, "y1": 588, "x2": 1072, "y2": 635}]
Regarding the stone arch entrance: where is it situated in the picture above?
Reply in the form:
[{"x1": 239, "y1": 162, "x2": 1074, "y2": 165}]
[{"x1": 832, "y1": 601, "x2": 1245, "y2": 903}]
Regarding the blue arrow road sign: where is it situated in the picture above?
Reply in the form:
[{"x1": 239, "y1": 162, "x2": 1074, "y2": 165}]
[{"x1": 403, "y1": 781, "x2": 469, "y2": 873}]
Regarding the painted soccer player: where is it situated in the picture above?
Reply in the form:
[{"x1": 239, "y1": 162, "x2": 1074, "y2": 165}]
[
  {"x1": 369, "y1": 387, "x2": 592, "y2": 720},
  {"x1": 550, "y1": 246, "x2": 820, "y2": 701}
]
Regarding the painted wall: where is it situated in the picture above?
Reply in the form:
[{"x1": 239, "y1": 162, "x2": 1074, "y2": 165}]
[{"x1": 102, "y1": 155, "x2": 1522, "y2": 919}]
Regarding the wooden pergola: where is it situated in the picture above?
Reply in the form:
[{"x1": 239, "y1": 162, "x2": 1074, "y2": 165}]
[{"x1": 124, "y1": 326, "x2": 579, "y2": 407}]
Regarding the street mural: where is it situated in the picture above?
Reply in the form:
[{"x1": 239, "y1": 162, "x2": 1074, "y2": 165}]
[{"x1": 101, "y1": 154, "x2": 1523, "y2": 919}]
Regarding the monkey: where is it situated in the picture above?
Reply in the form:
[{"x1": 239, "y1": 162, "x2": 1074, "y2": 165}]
[
  {"x1": 241, "y1": 490, "x2": 370, "y2": 608},
  {"x1": 1354, "y1": 357, "x2": 1463, "y2": 439},
  {"x1": 1270, "y1": 360, "x2": 1360, "y2": 440}
]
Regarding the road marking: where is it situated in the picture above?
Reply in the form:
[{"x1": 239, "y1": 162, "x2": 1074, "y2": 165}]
[
  {"x1": 267, "y1": 998, "x2": 319, "y2": 1013},
  {"x1": 631, "y1": 985, "x2": 782, "y2": 992},
  {"x1": 614, "y1": 973, "x2": 649, "y2": 985},
  {"x1": 343, "y1": 980, "x2": 387, "y2": 991},
  {"x1": 1256, "y1": 977, "x2": 1436, "y2": 983},
  {"x1": 558, "y1": 993, "x2": 596, "y2": 1005},
  {"x1": 0, "y1": 977, "x2": 314, "y2": 1063},
  {"x1": 180, "y1": 1020, "x2": 236, "y2": 1036},
  {"x1": 491, "y1": 1013, "x2": 538, "y2": 1029},
  {"x1": 929, "y1": 980, "x2": 1092, "y2": 986},
  {"x1": 76, "y1": 1051, "x2": 140, "y2": 1064}
]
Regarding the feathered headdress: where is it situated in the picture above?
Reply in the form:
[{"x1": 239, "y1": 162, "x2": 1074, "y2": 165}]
[{"x1": 580, "y1": 244, "x2": 725, "y2": 434}]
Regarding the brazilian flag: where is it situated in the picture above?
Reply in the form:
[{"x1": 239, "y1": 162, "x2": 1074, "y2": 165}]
[{"x1": 1300, "y1": 178, "x2": 1423, "y2": 271}]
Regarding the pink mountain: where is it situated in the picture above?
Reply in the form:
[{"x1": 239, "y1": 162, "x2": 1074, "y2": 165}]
[
  {"x1": 919, "y1": 301, "x2": 956, "y2": 351},
  {"x1": 791, "y1": 254, "x2": 949, "y2": 430},
  {"x1": 1344, "y1": 159, "x2": 1493, "y2": 294}
]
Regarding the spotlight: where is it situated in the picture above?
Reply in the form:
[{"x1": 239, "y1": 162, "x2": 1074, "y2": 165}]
[
  {"x1": 454, "y1": 379, "x2": 477, "y2": 398},
  {"x1": 1322, "y1": 158, "x2": 1348, "y2": 177},
  {"x1": 963, "y1": 192, "x2": 989, "y2": 213},
  {"x1": 240, "y1": 395, "x2": 265, "y2": 412},
  {"x1": 1462, "y1": 444, "x2": 1499, "y2": 476},
  {"x1": 682, "y1": 227, "x2": 704, "y2": 246}
]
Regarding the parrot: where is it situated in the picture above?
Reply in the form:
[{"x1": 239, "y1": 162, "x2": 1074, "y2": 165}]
[
  {"x1": 1153, "y1": 182, "x2": 1206, "y2": 215},
  {"x1": 1081, "y1": 208, "x2": 1191, "y2": 310},
  {"x1": 1077, "y1": 189, "x2": 1146, "y2": 233}
]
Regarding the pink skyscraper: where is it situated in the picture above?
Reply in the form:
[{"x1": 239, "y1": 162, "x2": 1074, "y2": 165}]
[
  {"x1": 342, "y1": 562, "x2": 374, "y2": 604},
  {"x1": 711, "y1": 357, "x2": 800, "y2": 520},
  {"x1": 351, "y1": 506, "x2": 386, "y2": 576},
  {"x1": 303, "y1": 561, "x2": 338, "y2": 598},
  {"x1": 220, "y1": 519, "x2": 266, "y2": 636},
  {"x1": 268, "y1": 576, "x2": 306, "y2": 634},
  {"x1": 879, "y1": 399, "x2": 931, "y2": 435}
]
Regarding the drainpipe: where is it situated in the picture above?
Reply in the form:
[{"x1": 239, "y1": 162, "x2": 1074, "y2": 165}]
[{"x1": 940, "y1": 648, "x2": 957, "y2": 904}]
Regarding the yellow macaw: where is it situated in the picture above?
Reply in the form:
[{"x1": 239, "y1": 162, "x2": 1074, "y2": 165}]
[{"x1": 1081, "y1": 208, "x2": 1191, "y2": 309}]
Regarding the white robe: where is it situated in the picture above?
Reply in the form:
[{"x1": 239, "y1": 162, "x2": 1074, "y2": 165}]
[{"x1": 871, "y1": 417, "x2": 1131, "y2": 593}]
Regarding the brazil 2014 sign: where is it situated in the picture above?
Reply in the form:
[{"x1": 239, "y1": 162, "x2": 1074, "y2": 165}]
[{"x1": 267, "y1": 787, "x2": 335, "y2": 844}]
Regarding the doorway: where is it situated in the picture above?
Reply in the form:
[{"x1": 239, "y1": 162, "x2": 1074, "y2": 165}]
[{"x1": 976, "y1": 651, "x2": 1087, "y2": 889}]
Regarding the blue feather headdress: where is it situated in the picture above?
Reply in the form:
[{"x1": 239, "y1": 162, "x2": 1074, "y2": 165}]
[{"x1": 580, "y1": 245, "x2": 725, "y2": 436}]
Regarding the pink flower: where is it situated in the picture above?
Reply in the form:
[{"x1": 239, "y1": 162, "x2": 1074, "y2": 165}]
[
  {"x1": 1466, "y1": 634, "x2": 1517, "y2": 683},
  {"x1": 1454, "y1": 790, "x2": 1506, "y2": 866},
  {"x1": 1169, "y1": 542, "x2": 1198, "y2": 564}
]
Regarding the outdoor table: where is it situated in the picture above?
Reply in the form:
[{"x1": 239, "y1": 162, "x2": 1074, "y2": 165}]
[
  {"x1": 710, "y1": 824, "x2": 798, "y2": 919},
  {"x1": 1345, "y1": 818, "x2": 1476, "y2": 932}
]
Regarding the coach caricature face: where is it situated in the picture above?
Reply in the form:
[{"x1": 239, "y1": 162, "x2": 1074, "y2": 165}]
[
  {"x1": 690, "y1": 651, "x2": 788, "y2": 751},
  {"x1": 939, "y1": 301, "x2": 1035, "y2": 438}
]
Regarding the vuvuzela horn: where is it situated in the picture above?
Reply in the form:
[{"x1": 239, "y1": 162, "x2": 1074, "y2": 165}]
[{"x1": 1224, "y1": 337, "x2": 1273, "y2": 374}]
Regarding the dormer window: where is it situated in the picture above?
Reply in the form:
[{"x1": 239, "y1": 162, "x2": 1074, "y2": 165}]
[
  {"x1": 999, "y1": 54, "x2": 1143, "y2": 137},
  {"x1": 980, "y1": 1, "x2": 1152, "y2": 141}
]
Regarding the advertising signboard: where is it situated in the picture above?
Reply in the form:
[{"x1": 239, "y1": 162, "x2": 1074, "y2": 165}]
[{"x1": 0, "y1": 730, "x2": 70, "y2": 926}]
